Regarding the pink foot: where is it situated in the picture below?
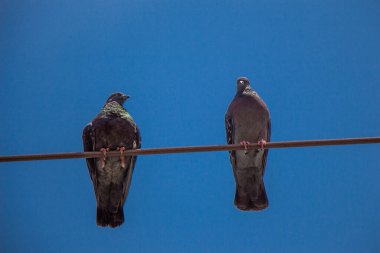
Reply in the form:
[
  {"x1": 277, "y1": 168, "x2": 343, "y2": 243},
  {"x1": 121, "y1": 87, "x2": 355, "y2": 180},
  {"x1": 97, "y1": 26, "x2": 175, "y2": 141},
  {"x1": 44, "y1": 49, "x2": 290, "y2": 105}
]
[
  {"x1": 257, "y1": 139, "x2": 267, "y2": 150},
  {"x1": 100, "y1": 148, "x2": 109, "y2": 168},
  {"x1": 240, "y1": 141, "x2": 250, "y2": 154},
  {"x1": 117, "y1": 146, "x2": 126, "y2": 168}
]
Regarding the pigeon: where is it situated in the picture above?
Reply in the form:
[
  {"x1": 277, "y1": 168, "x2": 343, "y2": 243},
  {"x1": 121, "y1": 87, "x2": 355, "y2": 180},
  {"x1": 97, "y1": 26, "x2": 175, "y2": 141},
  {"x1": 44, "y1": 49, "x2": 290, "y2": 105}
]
[
  {"x1": 225, "y1": 77, "x2": 271, "y2": 211},
  {"x1": 82, "y1": 92, "x2": 141, "y2": 227}
]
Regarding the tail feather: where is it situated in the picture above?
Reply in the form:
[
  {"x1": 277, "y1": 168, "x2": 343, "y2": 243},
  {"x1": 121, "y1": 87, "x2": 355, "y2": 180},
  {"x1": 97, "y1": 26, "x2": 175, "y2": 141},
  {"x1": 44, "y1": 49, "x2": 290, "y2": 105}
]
[
  {"x1": 109, "y1": 206, "x2": 124, "y2": 228},
  {"x1": 234, "y1": 174, "x2": 268, "y2": 211},
  {"x1": 96, "y1": 207, "x2": 109, "y2": 227},
  {"x1": 96, "y1": 206, "x2": 124, "y2": 228}
]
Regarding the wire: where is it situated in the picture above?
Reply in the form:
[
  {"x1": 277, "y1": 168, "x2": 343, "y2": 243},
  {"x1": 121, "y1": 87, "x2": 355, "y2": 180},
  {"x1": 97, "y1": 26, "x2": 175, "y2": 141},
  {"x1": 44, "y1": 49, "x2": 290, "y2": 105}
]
[{"x1": 0, "y1": 137, "x2": 379, "y2": 163}]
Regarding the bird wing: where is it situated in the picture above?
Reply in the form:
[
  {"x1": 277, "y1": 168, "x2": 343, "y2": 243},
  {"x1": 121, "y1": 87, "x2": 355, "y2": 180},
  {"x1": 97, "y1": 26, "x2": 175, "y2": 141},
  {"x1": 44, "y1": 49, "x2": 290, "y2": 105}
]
[
  {"x1": 82, "y1": 123, "x2": 97, "y2": 182},
  {"x1": 262, "y1": 119, "x2": 271, "y2": 175},
  {"x1": 225, "y1": 114, "x2": 236, "y2": 166},
  {"x1": 121, "y1": 125, "x2": 142, "y2": 204}
]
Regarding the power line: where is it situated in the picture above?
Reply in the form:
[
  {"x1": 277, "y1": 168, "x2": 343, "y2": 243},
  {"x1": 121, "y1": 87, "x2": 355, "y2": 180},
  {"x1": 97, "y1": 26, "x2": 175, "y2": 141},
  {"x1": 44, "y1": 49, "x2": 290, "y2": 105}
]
[{"x1": 0, "y1": 137, "x2": 379, "y2": 163}]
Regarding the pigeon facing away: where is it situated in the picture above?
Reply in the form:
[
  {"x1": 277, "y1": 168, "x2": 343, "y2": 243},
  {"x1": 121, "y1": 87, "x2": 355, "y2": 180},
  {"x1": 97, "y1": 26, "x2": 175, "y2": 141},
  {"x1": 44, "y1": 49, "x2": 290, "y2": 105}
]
[
  {"x1": 225, "y1": 77, "x2": 271, "y2": 211},
  {"x1": 82, "y1": 92, "x2": 141, "y2": 227}
]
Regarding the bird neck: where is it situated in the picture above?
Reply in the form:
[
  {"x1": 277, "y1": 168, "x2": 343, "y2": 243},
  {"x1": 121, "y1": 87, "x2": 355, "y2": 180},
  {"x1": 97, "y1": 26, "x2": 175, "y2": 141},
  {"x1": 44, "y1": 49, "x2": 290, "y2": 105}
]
[
  {"x1": 102, "y1": 101, "x2": 126, "y2": 114},
  {"x1": 99, "y1": 101, "x2": 135, "y2": 122},
  {"x1": 236, "y1": 86, "x2": 257, "y2": 97}
]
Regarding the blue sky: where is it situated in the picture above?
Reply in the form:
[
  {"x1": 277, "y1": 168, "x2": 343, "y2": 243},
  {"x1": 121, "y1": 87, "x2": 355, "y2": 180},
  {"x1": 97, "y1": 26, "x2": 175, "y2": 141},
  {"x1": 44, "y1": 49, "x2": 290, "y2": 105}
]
[{"x1": 1, "y1": 0, "x2": 380, "y2": 252}]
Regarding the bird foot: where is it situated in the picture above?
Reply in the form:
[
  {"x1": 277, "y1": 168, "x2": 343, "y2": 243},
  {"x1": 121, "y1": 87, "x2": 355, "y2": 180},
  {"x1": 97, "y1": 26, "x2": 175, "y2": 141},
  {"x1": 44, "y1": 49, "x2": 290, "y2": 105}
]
[
  {"x1": 240, "y1": 141, "x2": 250, "y2": 154},
  {"x1": 117, "y1": 147, "x2": 126, "y2": 168},
  {"x1": 257, "y1": 139, "x2": 267, "y2": 151},
  {"x1": 100, "y1": 148, "x2": 109, "y2": 168}
]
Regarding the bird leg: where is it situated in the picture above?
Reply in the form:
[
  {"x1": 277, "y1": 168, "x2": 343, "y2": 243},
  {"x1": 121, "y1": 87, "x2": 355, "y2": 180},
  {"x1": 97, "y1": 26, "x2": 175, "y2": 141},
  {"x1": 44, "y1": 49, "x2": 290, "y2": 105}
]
[
  {"x1": 240, "y1": 141, "x2": 250, "y2": 154},
  {"x1": 99, "y1": 148, "x2": 109, "y2": 168},
  {"x1": 257, "y1": 139, "x2": 267, "y2": 151},
  {"x1": 117, "y1": 146, "x2": 126, "y2": 169}
]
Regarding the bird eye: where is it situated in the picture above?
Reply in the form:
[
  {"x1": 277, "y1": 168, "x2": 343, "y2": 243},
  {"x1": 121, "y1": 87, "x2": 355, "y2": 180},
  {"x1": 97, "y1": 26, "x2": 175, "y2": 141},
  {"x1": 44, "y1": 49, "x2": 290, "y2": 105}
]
[{"x1": 239, "y1": 80, "x2": 244, "y2": 84}]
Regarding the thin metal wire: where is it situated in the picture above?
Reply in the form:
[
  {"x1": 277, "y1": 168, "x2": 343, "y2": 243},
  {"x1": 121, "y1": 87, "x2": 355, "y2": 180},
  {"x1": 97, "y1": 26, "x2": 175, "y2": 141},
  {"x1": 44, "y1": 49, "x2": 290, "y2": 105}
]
[{"x1": 0, "y1": 137, "x2": 379, "y2": 163}]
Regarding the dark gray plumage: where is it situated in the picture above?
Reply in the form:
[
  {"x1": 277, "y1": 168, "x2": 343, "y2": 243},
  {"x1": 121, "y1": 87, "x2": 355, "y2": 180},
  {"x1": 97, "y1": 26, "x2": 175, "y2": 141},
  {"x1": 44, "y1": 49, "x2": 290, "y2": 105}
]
[
  {"x1": 225, "y1": 77, "x2": 271, "y2": 211},
  {"x1": 82, "y1": 92, "x2": 141, "y2": 227}
]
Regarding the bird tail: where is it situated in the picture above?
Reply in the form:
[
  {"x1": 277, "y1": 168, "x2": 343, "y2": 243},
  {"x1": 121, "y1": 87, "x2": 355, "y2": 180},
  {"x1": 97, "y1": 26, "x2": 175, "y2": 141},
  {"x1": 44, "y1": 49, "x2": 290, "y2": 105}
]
[
  {"x1": 234, "y1": 171, "x2": 268, "y2": 211},
  {"x1": 96, "y1": 206, "x2": 124, "y2": 228}
]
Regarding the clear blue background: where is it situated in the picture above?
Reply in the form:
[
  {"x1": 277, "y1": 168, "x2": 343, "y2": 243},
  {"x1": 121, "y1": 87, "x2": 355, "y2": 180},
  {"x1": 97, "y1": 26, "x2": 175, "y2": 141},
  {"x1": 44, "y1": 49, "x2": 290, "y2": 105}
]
[{"x1": 1, "y1": 1, "x2": 380, "y2": 252}]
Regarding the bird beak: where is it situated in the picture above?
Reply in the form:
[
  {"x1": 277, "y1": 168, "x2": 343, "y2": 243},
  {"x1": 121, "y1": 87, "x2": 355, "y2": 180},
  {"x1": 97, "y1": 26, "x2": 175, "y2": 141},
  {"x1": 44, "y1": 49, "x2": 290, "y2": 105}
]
[{"x1": 122, "y1": 95, "x2": 130, "y2": 100}]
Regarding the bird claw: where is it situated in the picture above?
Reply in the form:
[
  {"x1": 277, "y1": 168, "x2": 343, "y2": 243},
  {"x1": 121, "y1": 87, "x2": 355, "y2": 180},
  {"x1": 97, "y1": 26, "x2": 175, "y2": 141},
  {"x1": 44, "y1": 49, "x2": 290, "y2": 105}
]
[
  {"x1": 257, "y1": 139, "x2": 267, "y2": 151},
  {"x1": 117, "y1": 147, "x2": 126, "y2": 169},
  {"x1": 100, "y1": 148, "x2": 109, "y2": 168},
  {"x1": 240, "y1": 141, "x2": 250, "y2": 154}
]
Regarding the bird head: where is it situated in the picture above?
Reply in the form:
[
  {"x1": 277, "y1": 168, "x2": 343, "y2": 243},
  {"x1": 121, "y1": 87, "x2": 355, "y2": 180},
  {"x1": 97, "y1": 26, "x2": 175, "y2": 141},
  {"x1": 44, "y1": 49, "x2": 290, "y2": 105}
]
[
  {"x1": 106, "y1": 92, "x2": 130, "y2": 105},
  {"x1": 236, "y1": 77, "x2": 250, "y2": 93}
]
